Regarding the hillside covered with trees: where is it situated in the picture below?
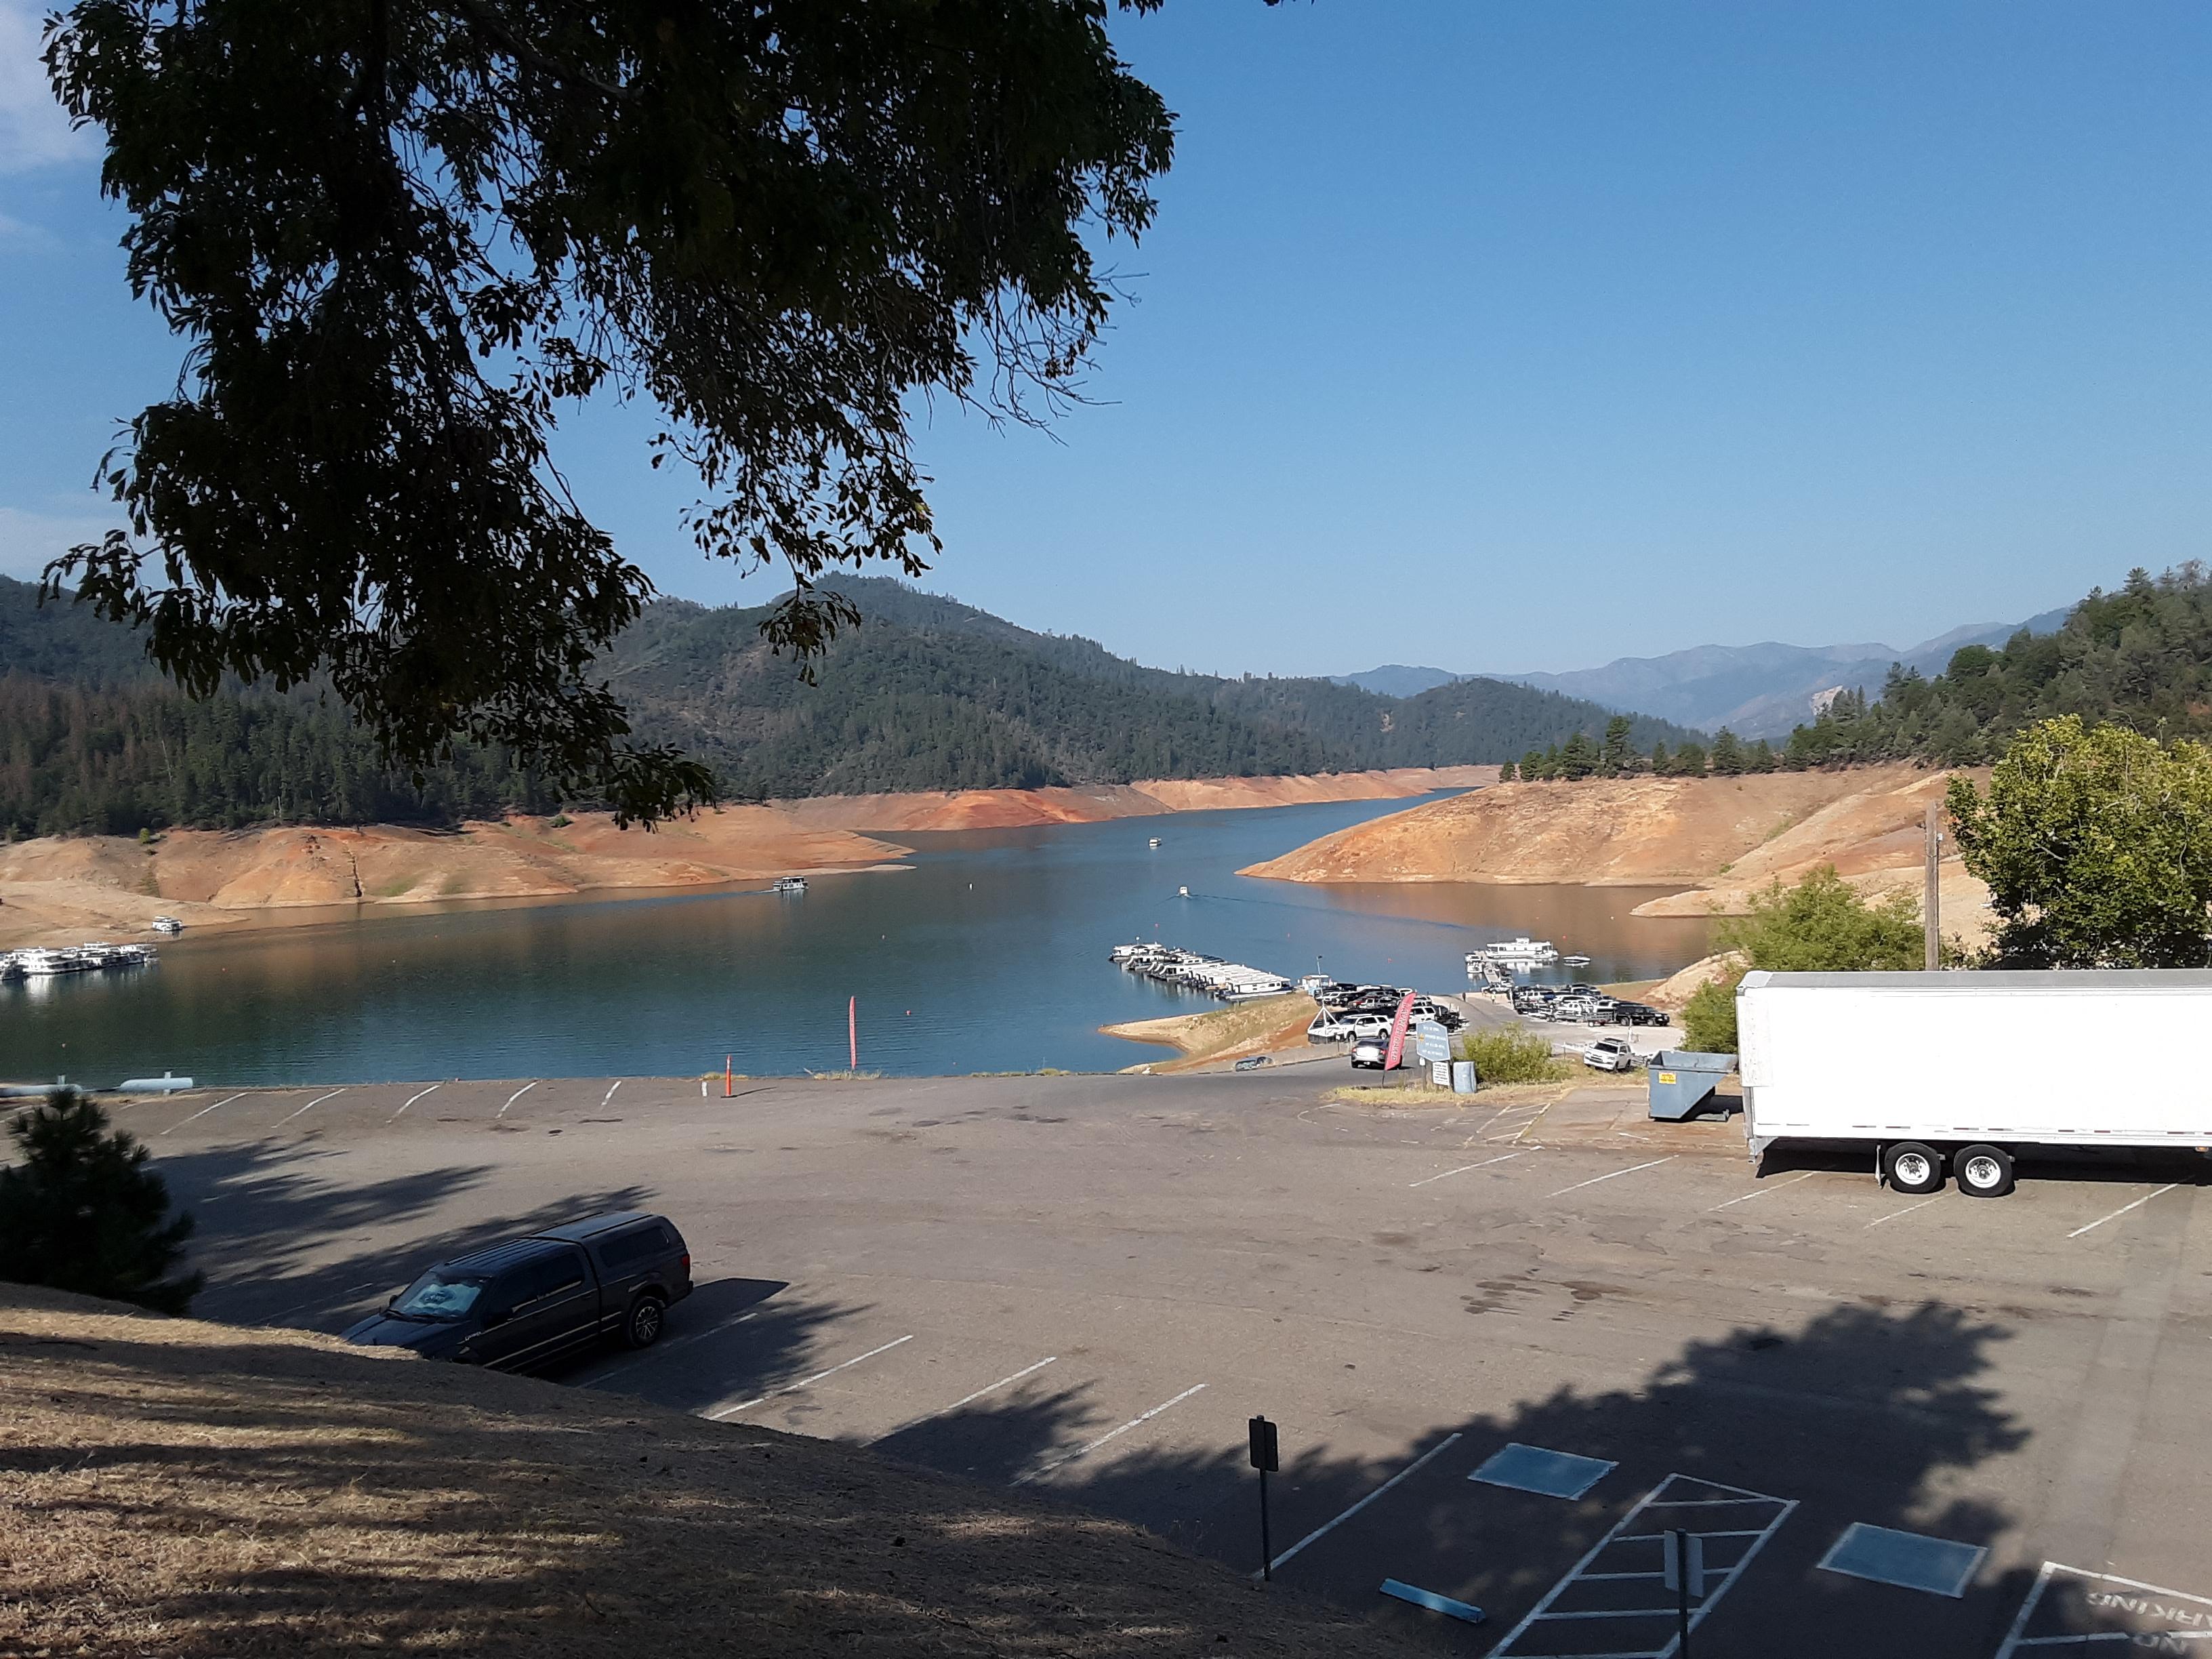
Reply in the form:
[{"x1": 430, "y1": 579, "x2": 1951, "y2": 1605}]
[
  {"x1": 1780, "y1": 565, "x2": 2211, "y2": 766},
  {"x1": 1, "y1": 576, "x2": 1697, "y2": 836}
]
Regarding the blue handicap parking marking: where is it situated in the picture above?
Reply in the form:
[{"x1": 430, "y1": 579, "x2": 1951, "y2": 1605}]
[
  {"x1": 1378, "y1": 1578, "x2": 1486, "y2": 1624},
  {"x1": 1816, "y1": 1522, "x2": 1986, "y2": 1599},
  {"x1": 1996, "y1": 1563, "x2": 2212, "y2": 1658},
  {"x1": 1471, "y1": 1442, "x2": 1618, "y2": 1500}
]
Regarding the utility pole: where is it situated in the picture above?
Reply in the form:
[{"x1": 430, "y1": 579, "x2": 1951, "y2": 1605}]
[{"x1": 1923, "y1": 798, "x2": 1943, "y2": 970}]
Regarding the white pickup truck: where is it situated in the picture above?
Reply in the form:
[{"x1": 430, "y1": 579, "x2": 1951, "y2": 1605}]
[{"x1": 1738, "y1": 968, "x2": 2212, "y2": 1197}]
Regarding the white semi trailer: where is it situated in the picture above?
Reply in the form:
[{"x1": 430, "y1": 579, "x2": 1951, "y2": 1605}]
[{"x1": 1737, "y1": 968, "x2": 2212, "y2": 1198}]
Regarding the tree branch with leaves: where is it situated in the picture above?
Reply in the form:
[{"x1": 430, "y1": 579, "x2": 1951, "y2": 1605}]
[{"x1": 42, "y1": 0, "x2": 1179, "y2": 823}]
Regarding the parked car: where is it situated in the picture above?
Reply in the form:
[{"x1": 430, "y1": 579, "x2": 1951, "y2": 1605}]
[
  {"x1": 1350, "y1": 1035, "x2": 1393, "y2": 1069},
  {"x1": 1615, "y1": 1002, "x2": 1671, "y2": 1027},
  {"x1": 1554, "y1": 996, "x2": 1609, "y2": 1023},
  {"x1": 1584, "y1": 1037, "x2": 1639, "y2": 1073},
  {"x1": 344, "y1": 1211, "x2": 692, "y2": 1370}
]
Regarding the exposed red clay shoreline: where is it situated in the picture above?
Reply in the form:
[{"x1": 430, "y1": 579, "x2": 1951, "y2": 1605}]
[{"x1": 0, "y1": 766, "x2": 1494, "y2": 948}]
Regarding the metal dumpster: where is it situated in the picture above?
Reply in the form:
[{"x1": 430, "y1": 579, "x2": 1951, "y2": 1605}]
[{"x1": 1646, "y1": 1050, "x2": 1738, "y2": 1122}]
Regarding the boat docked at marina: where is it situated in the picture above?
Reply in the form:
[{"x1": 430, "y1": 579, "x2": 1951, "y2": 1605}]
[
  {"x1": 1467, "y1": 936, "x2": 1559, "y2": 966},
  {"x1": 2, "y1": 941, "x2": 158, "y2": 979}
]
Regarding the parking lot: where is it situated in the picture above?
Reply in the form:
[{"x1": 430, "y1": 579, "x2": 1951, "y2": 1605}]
[{"x1": 115, "y1": 1069, "x2": 2212, "y2": 1656}]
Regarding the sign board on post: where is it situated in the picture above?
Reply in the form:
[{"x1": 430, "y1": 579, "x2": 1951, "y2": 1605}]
[
  {"x1": 1248, "y1": 1416, "x2": 1279, "y2": 1582},
  {"x1": 1412, "y1": 1019, "x2": 1450, "y2": 1065},
  {"x1": 1381, "y1": 991, "x2": 1418, "y2": 1071},
  {"x1": 1662, "y1": 1530, "x2": 1705, "y2": 1656},
  {"x1": 1430, "y1": 1060, "x2": 1452, "y2": 1088},
  {"x1": 1247, "y1": 1416, "x2": 1279, "y2": 1472}
]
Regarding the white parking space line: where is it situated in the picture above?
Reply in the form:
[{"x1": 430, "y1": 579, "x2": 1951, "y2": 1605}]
[
  {"x1": 1410, "y1": 1153, "x2": 1522, "y2": 1189},
  {"x1": 1261, "y1": 1431, "x2": 1464, "y2": 1578},
  {"x1": 590, "y1": 1307, "x2": 764, "y2": 1384},
  {"x1": 869, "y1": 1357, "x2": 1059, "y2": 1443},
  {"x1": 602, "y1": 1080, "x2": 623, "y2": 1107},
  {"x1": 1013, "y1": 1383, "x2": 1208, "y2": 1486},
  {"x1": 1866, "y1": 1195, "x2": 1944, "y2": 1229},
  {"x1": 388, "y1": 1083, "x2": 441, "y2": 1122},
  {"x1": 160, "y1": 1092, "x2": 248, "y2": 1136},
  {"x1": 708, "y1": 1334, "x2": 915, "y2": 1420},
  {"x1": 1706, "y1": 1170, "x2": 1816, "y2": 1211},
  {"x1": 1547, "y1": 1156, "x2": 1675, "y2": 1200},
  {"x1": 2067, "y1": 1183, "x2": 2181, "y2": 1240},
  {"x1": 497, "y1": 1081, "x2": 537, "y2": 1117},
  {"x1": 274, "y1": 1088, "x2": 345, "y2": 1126},
  {"x1": 1489, "y1": 1473, "x2": 1797, "y2": 1658},
  {"x1": 1995, "y1": 1561, "x2": 2212, "y2": 1657}
]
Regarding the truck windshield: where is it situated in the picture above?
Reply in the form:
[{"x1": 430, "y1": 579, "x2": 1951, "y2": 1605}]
[{"x1": 392, "y1": 1271, "x2": 489, "y2": 1320}]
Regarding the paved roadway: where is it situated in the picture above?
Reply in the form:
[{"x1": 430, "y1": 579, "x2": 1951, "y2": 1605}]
[{"x1": 116, "y1": 1071, "x2": 2212, "y2": 1657}]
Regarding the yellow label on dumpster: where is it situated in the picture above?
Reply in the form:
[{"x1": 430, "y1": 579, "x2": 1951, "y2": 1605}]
[{"x1": 1657, "y1": 1072, "x2": 1677, "y2": 1085}]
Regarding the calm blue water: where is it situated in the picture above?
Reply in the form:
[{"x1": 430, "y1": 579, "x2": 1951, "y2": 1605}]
[{"x1": 0, "y1": 796, "x2": 1711, "y2": 1085}]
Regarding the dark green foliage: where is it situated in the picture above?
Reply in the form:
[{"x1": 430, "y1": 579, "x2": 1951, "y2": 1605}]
[
  {"x1": 2, "y1": 575, "x2": 1704, "y2": 830},
  {"x1": 1600, "y1": 715, "x2": 1633, "y2": 777},
  {"x1": 0, "y1": 672, "x2": 560, "y2": 838},
  {"x1": 1782, "y1": 565, "x2": 2212, "y2": 766},
  {"x1": 0, "y1": 1090, "x2": 203, "y2": 1314},
  {"x1": 1711, "y1": 728, "x2": 1743, "y2": 776},
  {"x1": 42, "y1": 0, "x2": 1176, "y2": 823},
  {"x1": 1948, "y1": 716, "x2": 2212, "y2": 968}
]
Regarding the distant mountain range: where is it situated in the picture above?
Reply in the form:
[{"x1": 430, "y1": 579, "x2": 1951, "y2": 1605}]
[
  {"x1": 1, "y1": 575, "x2": 1702, "y2": 834},
  {"x1": 1334, "y1": 606, "x2": 2076, "y2": 739}
]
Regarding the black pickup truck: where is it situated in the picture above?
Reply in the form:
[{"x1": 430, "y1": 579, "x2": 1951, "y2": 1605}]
[{"x1": 343, "y1": 1210, "x2": 692, "y2": 1370}]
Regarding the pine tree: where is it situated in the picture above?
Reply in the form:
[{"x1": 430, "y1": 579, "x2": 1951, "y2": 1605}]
[
  {"x1": 1711, "y1": 728, "x2": 1744, "y2": 776},
  {"x1": 1600, "y1": 715, "x2": 1633, "y2": 777},
  {"x1": 0, "y1": 1091, "x2": 203, "y2": 1314}
]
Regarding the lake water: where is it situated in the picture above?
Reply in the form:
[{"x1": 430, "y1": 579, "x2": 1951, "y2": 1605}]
[{"x1": 1, "y1": 796, "x2": 1713, "y2": 1086}]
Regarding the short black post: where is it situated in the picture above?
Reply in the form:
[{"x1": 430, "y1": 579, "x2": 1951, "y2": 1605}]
[
  {"x1": 1248, "y1": 1415, "x2": 1280, "y2": 1581},
  {"x1": 1666, "y1": 1528, "x2": 1694, "y2": 1659}
]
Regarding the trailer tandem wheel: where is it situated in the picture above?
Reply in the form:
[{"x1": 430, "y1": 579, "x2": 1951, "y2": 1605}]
[
  {"x1": 1885, "y1": 1141, "x2": 1946, "y2": 1195},
  {"x1": 1955, "y1": 1143, "x2": 2015, "y2": 1198}
]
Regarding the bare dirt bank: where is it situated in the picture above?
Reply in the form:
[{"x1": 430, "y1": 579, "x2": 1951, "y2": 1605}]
[
  {"x1": 0, "y1": 1282, "x2": 1407, "y2": 1659},
  {"x1": 0, "y1": 767, "x2": 1491, "y2": 948},
  {"x1": 1101, "y1": 994, "x2": 1321, "y2": 1073},
  {"x1": 1240, "y1": 766, "x2": 1994, "y2": 941}
]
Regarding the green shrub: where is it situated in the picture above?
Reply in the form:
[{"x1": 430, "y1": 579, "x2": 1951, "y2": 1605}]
[
  {"x1": 1681, "y1": 970, "x2": 1744, "y2": 1054},
  {"x1": 1717, "y1": 864, "x2": 1921, "y2": 971},
  {"x1": 1458, "y1": 1025, "x2": 1570, "y2": 1084},
  {"x1": 548, "y1": 813, "x2": 573, "y2": 829},
  {"x1": 0, "y1": 1090, "x2": 203, "y2": 1313}
]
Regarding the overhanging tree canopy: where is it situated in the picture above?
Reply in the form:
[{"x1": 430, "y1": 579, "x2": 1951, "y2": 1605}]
[{"x1": 43, "y1": 0, "x2": 1177, "y2": 822}]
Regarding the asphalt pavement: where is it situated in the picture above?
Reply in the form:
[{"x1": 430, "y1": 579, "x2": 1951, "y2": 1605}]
[{"x1": 119, "y1": 1069, "x2": 2212, "y2": 1658}]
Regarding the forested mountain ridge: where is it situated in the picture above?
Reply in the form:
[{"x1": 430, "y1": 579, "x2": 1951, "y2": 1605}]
[
  {"x1": 1, "y1": 574, "x2": 1698, "y2": 835},
  {"x1": 1783, "y1": 565, "x2": 2212, "y2": 766}
]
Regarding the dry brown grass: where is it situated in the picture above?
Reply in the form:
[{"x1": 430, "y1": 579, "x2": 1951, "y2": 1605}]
[{"x1": 0, "y1": 1285, "x2": 1412, "y2": 1659}]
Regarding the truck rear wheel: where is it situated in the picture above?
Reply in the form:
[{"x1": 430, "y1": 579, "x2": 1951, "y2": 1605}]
[
  {"x1": 1885, "y1": 1142, "x2": 1945, "y2": 1195},
  {"x1": 1955, "y1": 1144, "x2": 2015, "y2": 1198},
  {"x1": 623, "y1": 1293, "x2": 667, "y2": 1349}
]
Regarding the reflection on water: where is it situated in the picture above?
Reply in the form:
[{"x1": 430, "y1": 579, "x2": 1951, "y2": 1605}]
[{"x1": 1, "y1": 795, "x2": 1711, "y2": 1085}]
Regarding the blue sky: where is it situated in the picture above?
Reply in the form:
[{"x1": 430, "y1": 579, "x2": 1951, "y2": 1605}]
[{"x1": 2, "y1": 1, "x2": 2205, "y2": 678}]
